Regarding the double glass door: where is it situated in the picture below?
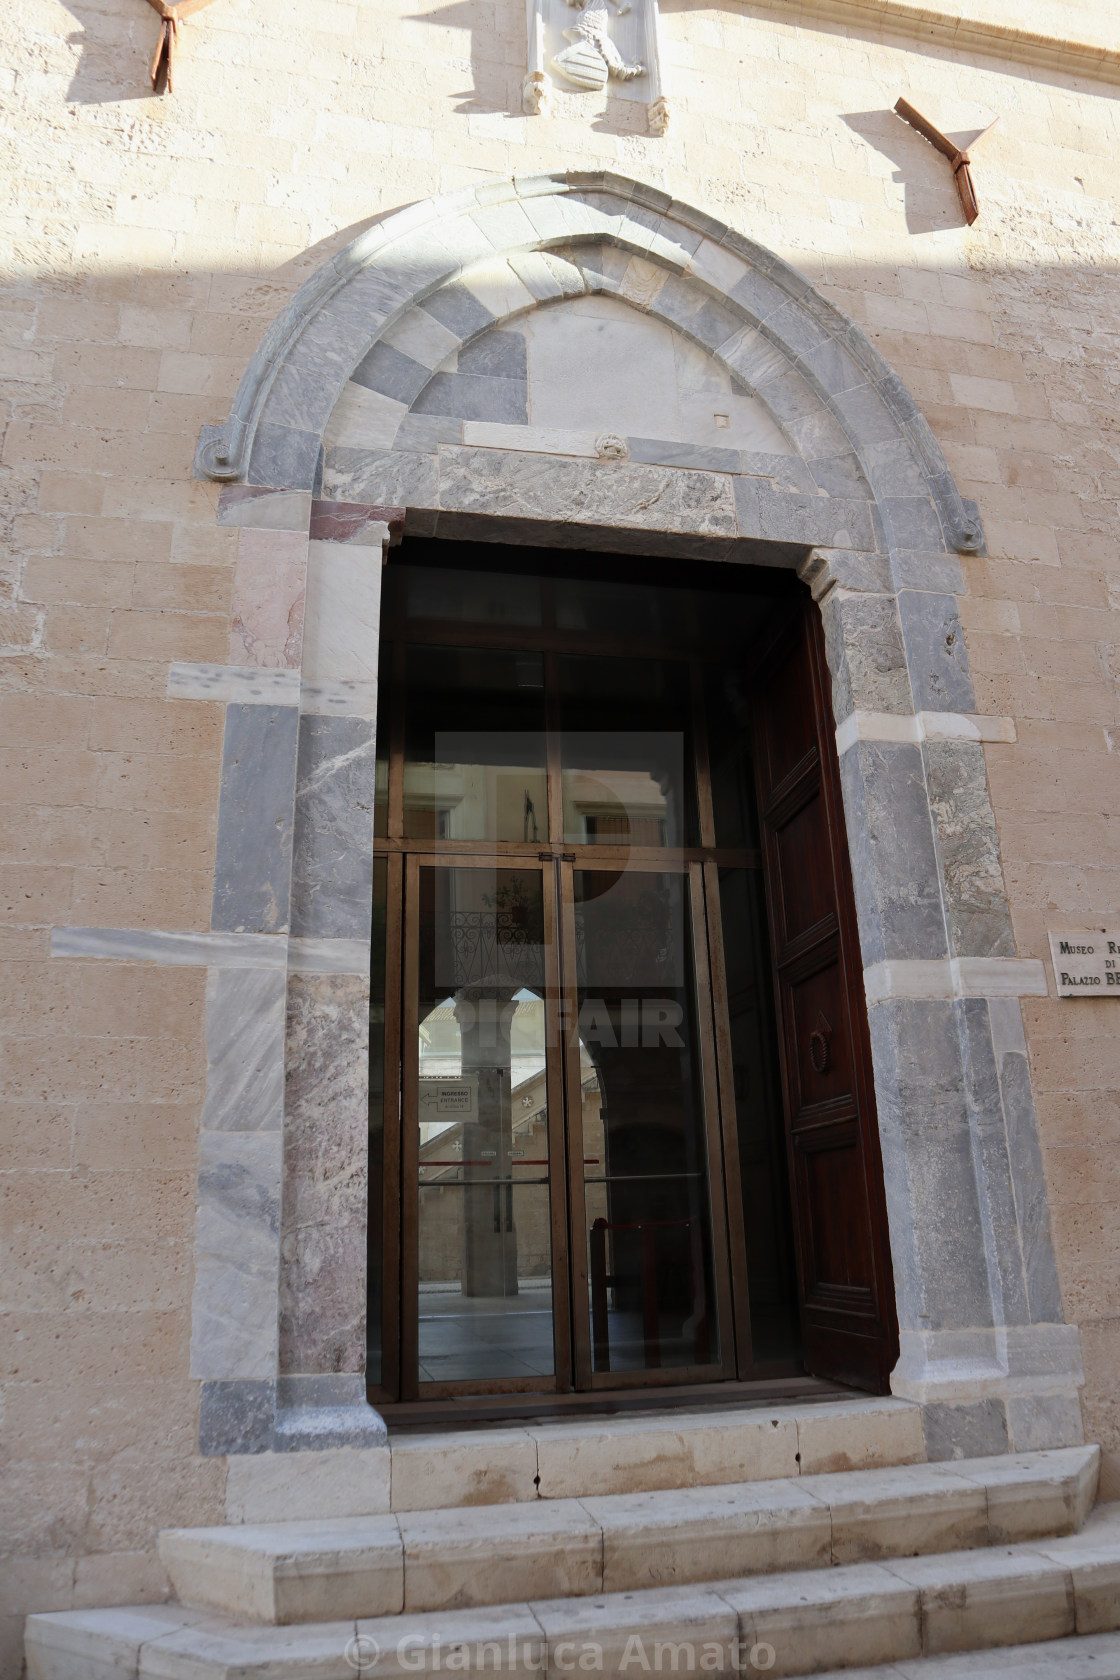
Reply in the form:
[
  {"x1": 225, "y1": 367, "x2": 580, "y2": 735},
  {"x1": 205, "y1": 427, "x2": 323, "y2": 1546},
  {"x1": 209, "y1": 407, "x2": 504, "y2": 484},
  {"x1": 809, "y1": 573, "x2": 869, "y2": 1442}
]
[
  {"x1": 368, "y1": 555, "x2": 806, "y2": 1402},
  {"x1": 402, "y1": 854, "x2": 731, "y2": 1393}
]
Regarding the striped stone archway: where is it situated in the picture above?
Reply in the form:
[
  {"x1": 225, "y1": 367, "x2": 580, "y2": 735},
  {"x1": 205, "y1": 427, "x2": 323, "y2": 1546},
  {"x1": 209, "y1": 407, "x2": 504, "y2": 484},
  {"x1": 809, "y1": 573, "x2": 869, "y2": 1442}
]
[{"x1": 56, "y1": 172, "x2": 1082, "y2": 1462}]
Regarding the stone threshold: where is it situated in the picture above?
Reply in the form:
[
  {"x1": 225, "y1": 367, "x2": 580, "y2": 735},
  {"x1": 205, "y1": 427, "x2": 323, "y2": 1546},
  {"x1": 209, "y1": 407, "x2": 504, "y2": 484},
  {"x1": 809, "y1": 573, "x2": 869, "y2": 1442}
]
[
  {"x1": 378, "y1": 1373, "x2": 848, "y2": 1431},
  {"x1": 219, "y1": 1394, "x2": 928, "y2": 1528}
]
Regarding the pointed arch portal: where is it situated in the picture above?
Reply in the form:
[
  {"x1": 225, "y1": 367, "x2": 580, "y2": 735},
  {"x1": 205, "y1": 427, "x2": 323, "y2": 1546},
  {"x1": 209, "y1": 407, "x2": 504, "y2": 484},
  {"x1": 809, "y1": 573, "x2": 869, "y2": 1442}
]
[{"x1": 161, "y1": 172, "x2": 1082, "y2": 1456}]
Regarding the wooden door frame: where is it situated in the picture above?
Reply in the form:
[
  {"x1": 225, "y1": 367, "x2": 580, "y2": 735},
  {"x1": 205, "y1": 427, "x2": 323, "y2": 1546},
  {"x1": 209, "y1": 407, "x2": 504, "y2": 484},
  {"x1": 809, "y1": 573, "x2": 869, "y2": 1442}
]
[{"x1": 367, "y1": 566, "x2": 896, "y2": 1406}]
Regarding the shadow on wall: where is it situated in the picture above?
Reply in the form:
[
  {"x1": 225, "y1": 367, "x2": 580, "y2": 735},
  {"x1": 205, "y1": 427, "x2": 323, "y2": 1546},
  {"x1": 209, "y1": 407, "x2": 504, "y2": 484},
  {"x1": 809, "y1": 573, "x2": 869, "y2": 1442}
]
[
  {"x1": 57, "y1": 0, "x2": 172, "y2": 103},
  {"x1": 409, "y1": 0, "x2": 520, "y2": 117},
  {"x1": 843, "y1": 110, "x2": 997, "y2": 237},
  {"x1": 409, "y1": 0, "x2": 659, "y2": 135}
]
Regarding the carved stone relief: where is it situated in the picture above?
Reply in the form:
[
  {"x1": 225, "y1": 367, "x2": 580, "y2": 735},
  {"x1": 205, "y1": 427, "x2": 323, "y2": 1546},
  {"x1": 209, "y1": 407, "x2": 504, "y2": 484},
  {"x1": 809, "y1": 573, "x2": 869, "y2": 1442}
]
[{"x1": 524, "y1": 0, "x2": 667, "y2": 133}]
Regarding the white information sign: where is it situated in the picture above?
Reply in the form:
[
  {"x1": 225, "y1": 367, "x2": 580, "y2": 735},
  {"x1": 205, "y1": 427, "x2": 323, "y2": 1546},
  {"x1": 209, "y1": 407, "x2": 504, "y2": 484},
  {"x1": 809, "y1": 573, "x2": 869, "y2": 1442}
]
[
  {"x1": 1048, "y1": 930, "x2": 1120, "y2": 997},
  {"x1": 418, "y1": 1076, "x2": 478, "y2": 1121}
]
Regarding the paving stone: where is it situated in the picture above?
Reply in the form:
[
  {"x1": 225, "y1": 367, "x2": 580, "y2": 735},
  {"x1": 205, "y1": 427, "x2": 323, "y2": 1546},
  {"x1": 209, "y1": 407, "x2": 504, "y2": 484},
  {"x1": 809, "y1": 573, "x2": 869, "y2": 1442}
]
[
  {"x1": 955, "y1": 1446, "x2": 1100, "y2": 1543},
  {"x1": 794, "y1": 1399, "x2": 926, "y2": 1476},
  {"x1": 25, "y1": 1607, "x2": 205, "y2": 1680}
]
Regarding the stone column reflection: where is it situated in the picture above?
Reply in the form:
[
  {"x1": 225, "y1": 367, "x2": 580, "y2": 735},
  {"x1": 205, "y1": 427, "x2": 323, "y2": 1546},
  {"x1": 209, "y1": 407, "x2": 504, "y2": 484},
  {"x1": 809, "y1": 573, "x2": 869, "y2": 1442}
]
[{"x1": 455, "y1": 985, "x2": 520, "y2": 1296}]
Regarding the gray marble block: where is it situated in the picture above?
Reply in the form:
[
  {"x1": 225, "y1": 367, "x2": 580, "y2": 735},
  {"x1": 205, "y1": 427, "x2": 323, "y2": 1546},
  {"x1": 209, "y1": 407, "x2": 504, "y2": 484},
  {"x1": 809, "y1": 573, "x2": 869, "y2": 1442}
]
[
  {"x1": 821, "y1": 589, "x2": 912, "y2": 720},
  {"x1": 212, "y1": 704, "x2": 299, "y2": 935},
  {"x1": 198, "y1": 1378, "x2": 277, "y2": 1456},
  {"x1": 896, "y1": 589, "x2": 976, "y2": 714},
  {"x1": 322, "y1": 444, "x2": 438, "y2": 507},
  {"x1": 247, "y1": 421, "x2": 322, "y2": 491},
  {"x1": 956, "y1": 995, "x2": 1034, "y2": 1328},
  {"x1": 411, "y1": 369, "x2": 528, "y2": 424},
  {"x1": 200, "y1": 967, "x2": 287, "y2": 1133},
  {"x1": 838, "y1": 740, "x2": 948, "y2": 966},
  {"x1": 352, "y1": 340, "x2": 433, "y2": 405},
  {"x1": 868, "y1": 997, "x2": 994, "y2": 1337},
  {"x1": 190, "y1": 1130, "x2": 282, "y2": 1381},
  {"x1": 924, "y1": 740, "x2": 1015, "y2": 959},
  {"x1": 438, "y1": 446, "x2": 738, "y2": 536},
  {"x1": 290, "y1": 714, "x2": 378, "y2": 940},
  {"x1": 989, "y1": 997, "x2": 1065, "y2": 1325},
  {"x1": 198, "y1": 1377, "x2": 388, "y2": 1454},
  {"x1": 280, "y1": 973, "x2": 370, "y2": 1376},
  {"x1": 922, "y1": 1398, "x2": 1010, "y2": 1462}
]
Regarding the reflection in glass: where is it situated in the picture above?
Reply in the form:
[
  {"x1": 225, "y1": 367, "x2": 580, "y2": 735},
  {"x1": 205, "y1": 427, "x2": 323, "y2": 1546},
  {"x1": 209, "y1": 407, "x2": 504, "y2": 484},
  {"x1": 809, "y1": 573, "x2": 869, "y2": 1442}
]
[
  {"x1": 574, "y1": 867, "x2": 718, "y2": 1373},
  {"x1": 706, "y1": 666, "x2": 759, "y2": 851},
  {"x1": 373, "y1": 656, "x2": 390, "y2": 841},
  {"x1": 403, "y1": 648, "x2": 547, "y2": 843},
  {"x1": 554, "y1": 577, "x2": 666, "y2": 640},
  {"x1": 416, "y1": 867, "x2": 554, "y2": 1383},
  {"x1": 558, "y1": 657, "x2": 697, "y2": 848},
  {"x1": 716, "y1": 867, "x2": 802, "y2": 1363},
  {"x1": 367, "y1": 857, "x2": 389, "y2": 1387},
  {"x1": 402, "y1": 566, "x2": 542, "y2": 628}
]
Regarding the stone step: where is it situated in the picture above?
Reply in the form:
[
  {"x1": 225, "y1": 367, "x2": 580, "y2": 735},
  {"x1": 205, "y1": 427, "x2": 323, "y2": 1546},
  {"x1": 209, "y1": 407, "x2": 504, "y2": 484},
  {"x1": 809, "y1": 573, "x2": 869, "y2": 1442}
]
[
  {"x1": 25, "y1": 1499, "x2": 1120, "y2": 1680},
  {"x1": 802, "y1": 1630, "x2": 1120, "y2": 1680},
  {"x1": 157, "y1": 1445, "x2": 1098, "y2": 1624},
  {"x1": 221, "y1": 1397, "x2": 930, "y2": 1526},
  {"x1": 386, "y1": 1396, "x2": 926, "y2": 1512}
]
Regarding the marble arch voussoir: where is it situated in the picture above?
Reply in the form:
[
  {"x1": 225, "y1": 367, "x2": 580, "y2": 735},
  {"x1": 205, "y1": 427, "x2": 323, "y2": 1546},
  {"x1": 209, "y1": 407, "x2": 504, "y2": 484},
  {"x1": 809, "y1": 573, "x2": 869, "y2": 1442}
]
[
  {"x1": 197, "y1": 172, "x2": 982, "y2": 562},
  {"x1": 177, "y1": 171, "x2": 1083, "y2": 1467}
]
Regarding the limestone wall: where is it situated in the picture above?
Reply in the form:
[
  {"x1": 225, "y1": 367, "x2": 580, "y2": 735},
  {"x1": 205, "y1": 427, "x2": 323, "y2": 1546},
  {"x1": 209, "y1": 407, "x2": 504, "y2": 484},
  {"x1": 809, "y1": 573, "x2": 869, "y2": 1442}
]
[{"x1": 3, "y1": 0, "x2": 1120, "y2": 1668}]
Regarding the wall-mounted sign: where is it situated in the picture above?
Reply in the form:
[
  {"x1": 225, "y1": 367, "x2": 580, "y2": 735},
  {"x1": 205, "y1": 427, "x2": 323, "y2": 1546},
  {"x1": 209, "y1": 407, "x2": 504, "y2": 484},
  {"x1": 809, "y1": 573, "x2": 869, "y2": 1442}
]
[{"x1": 1048, "y1": 931, "x2": 1120, "y2": 996}]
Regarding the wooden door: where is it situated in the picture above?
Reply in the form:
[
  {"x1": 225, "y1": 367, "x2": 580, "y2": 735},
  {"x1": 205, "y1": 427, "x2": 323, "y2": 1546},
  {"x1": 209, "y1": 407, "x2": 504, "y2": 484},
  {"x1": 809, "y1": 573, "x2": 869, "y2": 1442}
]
[{"x1": 752, "y1": 597, "x2": 898, "y2": 1391}]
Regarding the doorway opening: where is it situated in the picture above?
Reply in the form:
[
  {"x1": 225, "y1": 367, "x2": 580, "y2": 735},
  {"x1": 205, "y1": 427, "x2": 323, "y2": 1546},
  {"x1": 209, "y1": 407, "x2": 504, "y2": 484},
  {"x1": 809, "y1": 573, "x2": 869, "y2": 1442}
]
[{"x1": 367, "y1": 539, "x2": 896, "y2": 1408}]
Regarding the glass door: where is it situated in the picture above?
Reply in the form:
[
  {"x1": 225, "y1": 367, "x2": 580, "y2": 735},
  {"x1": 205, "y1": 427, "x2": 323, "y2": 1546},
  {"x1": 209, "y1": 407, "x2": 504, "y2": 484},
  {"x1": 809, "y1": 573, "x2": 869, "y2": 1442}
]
[
  {"x1": 369, "y1": 551, "x2": 807, "y2": 1403},
  {"x1": 561, "y1": 858, "x2": 734, "y2": 1387},
  {"x1": 395, "y1": 850, "x2": 733, "y2": 1398},
  {"x1": 400, "y1": 855, "x2": 569, "y2": 1399}
]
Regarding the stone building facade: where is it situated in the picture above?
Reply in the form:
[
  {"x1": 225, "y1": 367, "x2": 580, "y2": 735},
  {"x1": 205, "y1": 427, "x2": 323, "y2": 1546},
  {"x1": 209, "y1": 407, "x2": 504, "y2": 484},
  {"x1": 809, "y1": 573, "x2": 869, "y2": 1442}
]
[{"x1": 3, "y1": 0, "x2": 1120, "y2": 1672}]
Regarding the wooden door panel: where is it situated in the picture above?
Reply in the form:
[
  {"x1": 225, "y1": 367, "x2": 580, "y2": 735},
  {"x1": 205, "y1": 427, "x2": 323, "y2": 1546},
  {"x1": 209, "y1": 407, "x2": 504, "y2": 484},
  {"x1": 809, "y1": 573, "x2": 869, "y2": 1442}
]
[
  {"x1": 752, "y1": 598, "x2": 898, "y2": 1393},
  {"x1": 797, "y1": 1146, "x2": 877, "y2": 1294},
  {"x1": 772, "y1": 795, "x2": 835, "y2": 944},
  {"x1": 785, "y1": 957, "x2": 855, "y2": 1113},
  {"x1": 759, "y1": 672, "x2": 817, "y2": 788}
]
